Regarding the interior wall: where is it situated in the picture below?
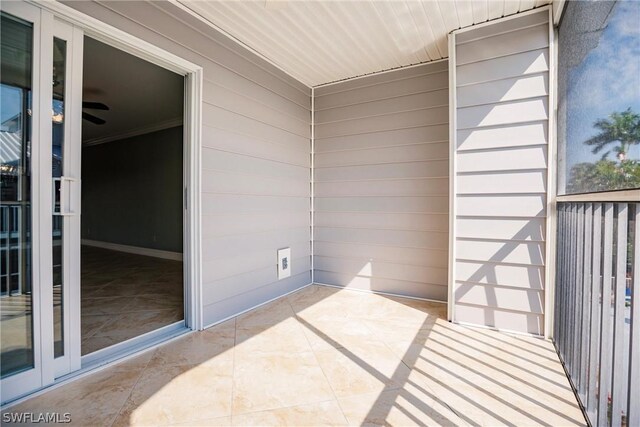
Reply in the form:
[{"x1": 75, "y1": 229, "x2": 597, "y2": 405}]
[
  {"x1": 63, "y1": 0, "x2": 312, "y2": 327},
  {"x1": 313, "y1": 62, "x2": 450, "y2": 301},
  {"x1": 81, "y1": 126, "x2": 183, "y2": 253},
  {"x1": 450, "y1": 9, "x2": 551, "y2": 335}
]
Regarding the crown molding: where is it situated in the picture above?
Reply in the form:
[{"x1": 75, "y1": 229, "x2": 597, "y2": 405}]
[{"x1": 82, "y1": 117, "x2": 183, "y2": 146}]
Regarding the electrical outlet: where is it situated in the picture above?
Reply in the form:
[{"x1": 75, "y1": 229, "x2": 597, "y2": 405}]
[{"x1": 277, "y1": 248, "x2": 291, "y2": 279}]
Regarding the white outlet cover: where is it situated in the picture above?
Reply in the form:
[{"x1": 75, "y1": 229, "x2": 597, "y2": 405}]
[{"x1": 277, "y1": 247, "x2": 291, "y2": 279}]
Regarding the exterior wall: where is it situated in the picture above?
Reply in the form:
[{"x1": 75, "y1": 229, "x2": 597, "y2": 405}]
[
  {"x1": 313, "y1": 62, "x2": 449, "y2": 301},
  {"x1": 63, "y1": 1, "x2": 312, "y2": 326},
  {"x1": 450, "y1": 9, "x2": 551, "y2": 335}
]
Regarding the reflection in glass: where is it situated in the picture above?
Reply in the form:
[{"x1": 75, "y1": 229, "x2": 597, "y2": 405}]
[
  {"x1": 53, "y1": 38, "x2": 66, "y2": 358},
  {"x1": 0, "y1": 12, "x2": 35, "y2": 378},
  {"x1": 557, "y1": 0, "x2": 640, "y2": 195}
]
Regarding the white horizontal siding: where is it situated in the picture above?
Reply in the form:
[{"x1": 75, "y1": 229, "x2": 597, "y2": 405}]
[
  {"x1": 316, "y1": 124, "x2": 448, "y2": 153},
  {"x1": 64, "y1": 1, "x2": 312, "y2": 326},
  {"x1": 456, "y1": 218, "x2": 546, "y2": 241},
  {"x1": 453, "y1": 303, "x2": 544, "y2": 335},
  {"x1": 314, "y1": 62, "x2": 449, "y2": 300},
  {"x1": 455, "y1": 261, "x2": 544, "y2": 289},
  {"x1": 457, "y1": 171, "x2": 546, "y2": 194},
  {"x1": 314, "y1": 241, "x2": 448, "y2": 269},
  {"x1": 315, "y1": 178, "x2": 449, "y2": 198},
  {"x1": 315, "y1": 160, "x2": 449, "y2": 182},
  {"x1": 452, "y1": 9, "x2": 550, "y2": 335},
  {"x1": 457, "y1": 121, "x2": 548, "y2": 151}
]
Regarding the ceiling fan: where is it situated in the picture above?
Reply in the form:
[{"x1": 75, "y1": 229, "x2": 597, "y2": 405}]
[{"x1": 82, "y1": 101, "x2": 109, "y2": 125}]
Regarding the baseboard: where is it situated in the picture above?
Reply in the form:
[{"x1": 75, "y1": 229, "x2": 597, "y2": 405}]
[
  {"x1": 202, "y1": 282, "x2": 314, "y2": 331},
  {"x1": 81, "y1": 239, "x2": 183, "y2": 261},
  {"x1": 313, "y1": 281, "x2": 447, "y2": 305}
]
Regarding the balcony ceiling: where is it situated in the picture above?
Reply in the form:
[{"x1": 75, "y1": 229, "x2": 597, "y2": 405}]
[{"x1": 177, "y1": 0, "x2": 551, "y2": 87}]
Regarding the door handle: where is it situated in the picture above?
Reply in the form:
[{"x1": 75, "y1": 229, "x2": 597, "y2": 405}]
[{"x1": 53, "y1": 177, "x2": 79, "y2": 216}]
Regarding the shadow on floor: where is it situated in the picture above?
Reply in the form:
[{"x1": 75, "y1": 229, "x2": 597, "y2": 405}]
[{"x1": 2, "y1": 285, "x2": 585, "y2": 426}]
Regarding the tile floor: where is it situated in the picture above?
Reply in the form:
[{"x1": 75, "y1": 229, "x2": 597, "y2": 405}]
[
  {"x1": 81, "y1": 246, "x2": 183, "y2": 355},
  {"x1": 4, "y1": 285, "x2": 586, "y2": 426}
]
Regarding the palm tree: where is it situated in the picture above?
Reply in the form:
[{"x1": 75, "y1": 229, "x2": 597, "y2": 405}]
[{"x1": 584, "y1": 108, "x2": 640, "y2": 162}]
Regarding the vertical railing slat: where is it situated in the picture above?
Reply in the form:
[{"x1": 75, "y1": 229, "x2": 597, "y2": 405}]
[
  {"x1": 611, "y1": 204, "x2": 628, "y2": 426},
  {"x1": 588, "y1": 203, "x2": 603, "y2": 423},
  {"x1": 598, "y1": 203, "x2": 614, "y2": 427},
  {"x1": 568, "y1": 204, "x2": 576, "y2": 375},
  {"x1": 580, "y1": 203, "x2": 593, "y2": 401},
  {"x1": 555, "y1": 205, "x2": 564, "y2": 346},
  {"x1": 628, "y1": 203, "x2": 639, "y2": 427},
  {"x1": 575, "y1": 203, "x2": 585, "y2": 393}
]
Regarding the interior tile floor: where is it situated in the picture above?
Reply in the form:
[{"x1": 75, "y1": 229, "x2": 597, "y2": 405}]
[
  {"x1": 81, "y1": 246, "x2": 183, "y2": 355},
  {"x1": 5, "y1": 285, "x2": 585, "y2": 426}
]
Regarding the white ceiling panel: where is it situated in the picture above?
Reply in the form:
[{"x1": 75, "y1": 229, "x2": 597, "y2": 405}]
[{"x1": 178, "y1": 0, "x2": 551, "y2": 87}]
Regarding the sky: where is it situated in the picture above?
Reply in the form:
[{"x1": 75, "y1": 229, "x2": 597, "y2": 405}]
[
  {"x1": 564, "y1": 0, "x2": 640, "y2": 171},
  {"x1": 0, "y1": 84, "x2": 23, "y2": 129}
]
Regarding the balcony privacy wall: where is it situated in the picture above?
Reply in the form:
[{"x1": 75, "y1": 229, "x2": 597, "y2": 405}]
[
  {"x1": 450, "y1": 9, "x2": 551, "y2": 335},
  {"x1": 63, "y1": 1, "x2": 312, "y2": 327},
  {"x1": 313, "y1": 62, "x2": 450, "y2": 301}
]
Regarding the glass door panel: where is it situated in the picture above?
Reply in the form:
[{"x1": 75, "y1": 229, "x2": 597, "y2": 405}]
[
  {"x1": 0, "y1": 10, "x2": 35, "y2": 379},
  {"x1": 1, "y1": 2, "x2": 83, "y2": 403},
  {"x1": 51, "y1": 18, "x2": 82, "y2": 379},
  {"x1": 52, "y1": 37, "x2": 66, "y2": 359}
]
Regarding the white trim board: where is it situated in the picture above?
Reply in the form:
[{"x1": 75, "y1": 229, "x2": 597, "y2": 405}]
[
  {"x1": 81, "y1": 239, "x2": 183, "y2": 261},
  {"x1": 313, "y1": 58, "x2": 449, "y2": 89}
]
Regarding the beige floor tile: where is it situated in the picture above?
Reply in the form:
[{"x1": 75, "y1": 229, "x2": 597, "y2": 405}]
[
  {"x1": 363, "y1": 318, "x2": 435, "y2": 346},
  {"x1": 338, "y1": 389, "x2": 464, "y2": 427},
  {"x1": 169, "y1": 416, "x2": 232, "y2": 426},
  {"x1": 234, "y1": 317, "x2": 311, "y2": 357},
  {"x1": 6, "y1": 367, "x2": 142, "y2": 427},
  {"x1": 235, "y1": 298, "x2": 296, "y2": 329},
  {"x1": 79, "y1": 245, "x2": 184, "y2": 356},
  {"x1": 297, "y1": 317, "x2": 378, "y2": 351},
  {"x1": 313, "y1": 339, "x2": 412, "y2": 398},
  {"x1": 80, "y1": 314, "x2": 113, "y2": 339},
  {"x1": 113, "y1": 364, "x2": 233, "y2": 426},
  {"x1": 392, "y1": 327, "x2": 586, "y2": 426},
  {"x1": 231, "y1": 400, "x2": 348, "y2": 426},
  {"x1": 285, "y1": 285, "x2": 341, "y2": 309},
  {"x1": 148, "y1": 322, "x2": 235, "y2": 368},
  {"x1": 232, "y1": 351, "x2": 334, "y2": 415},
  {"x1": 5, "y1": 286, "x2": 585, "y2": 427},
  {"x1": 127, "y1": 295, "x2": 184, "y2": 312},
  {"x1": 110, "y1": 349, "x2": 157, "y2": 373},
  {"x1": 80, "y1": 296, "x2": 137, "y2": 316},
  {"x1": 288, "y1": 286, "x2": 361, "y2": 322}
]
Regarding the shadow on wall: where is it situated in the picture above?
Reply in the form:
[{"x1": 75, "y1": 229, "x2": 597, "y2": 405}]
[
  {"x1": 454, "y1": 220, "x2": 546, "y2": 333},
  {"x1": 453, "y1": 32, "x2": 550, "y2": 333}
]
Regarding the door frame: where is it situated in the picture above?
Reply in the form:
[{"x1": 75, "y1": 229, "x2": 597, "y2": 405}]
[
  {"x1": 1, "y1": 0, "x2": 202, "y2": 405},
  {"x1": 30, "y1": 0, "x2": 204, "y2": 333}
]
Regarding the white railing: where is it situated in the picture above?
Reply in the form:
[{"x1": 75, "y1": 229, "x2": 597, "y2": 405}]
[
  {"x1": 554, "y1": 201, "x2": 639, "y2": 427},
  {"x1": 1, "y1": 203, "x2": 30, "y2": 296}
]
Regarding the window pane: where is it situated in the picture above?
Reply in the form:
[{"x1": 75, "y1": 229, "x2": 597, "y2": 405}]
[
  {"x1": 53, "y1": 37, "x2": 66, "y2": 358},
  {"x1": 557, "y1": 0, "x2": 640, "y2": 195},
  {"x1": 0, "y1": 12, "x2": 35, "y2": 378}
]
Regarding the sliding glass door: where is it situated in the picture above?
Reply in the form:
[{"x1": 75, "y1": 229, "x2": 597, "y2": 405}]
[{"x1": 0, "y1": 1, "x2": 82, "y2": 403}]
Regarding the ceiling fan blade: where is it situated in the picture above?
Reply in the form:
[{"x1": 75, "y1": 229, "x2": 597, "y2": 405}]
[
  {"x1": 82, "y1": 111, "x2": 106, "y2": 125},
  {"x1": 82, "y1": 101, "x2": 109, "y2": 111}
]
